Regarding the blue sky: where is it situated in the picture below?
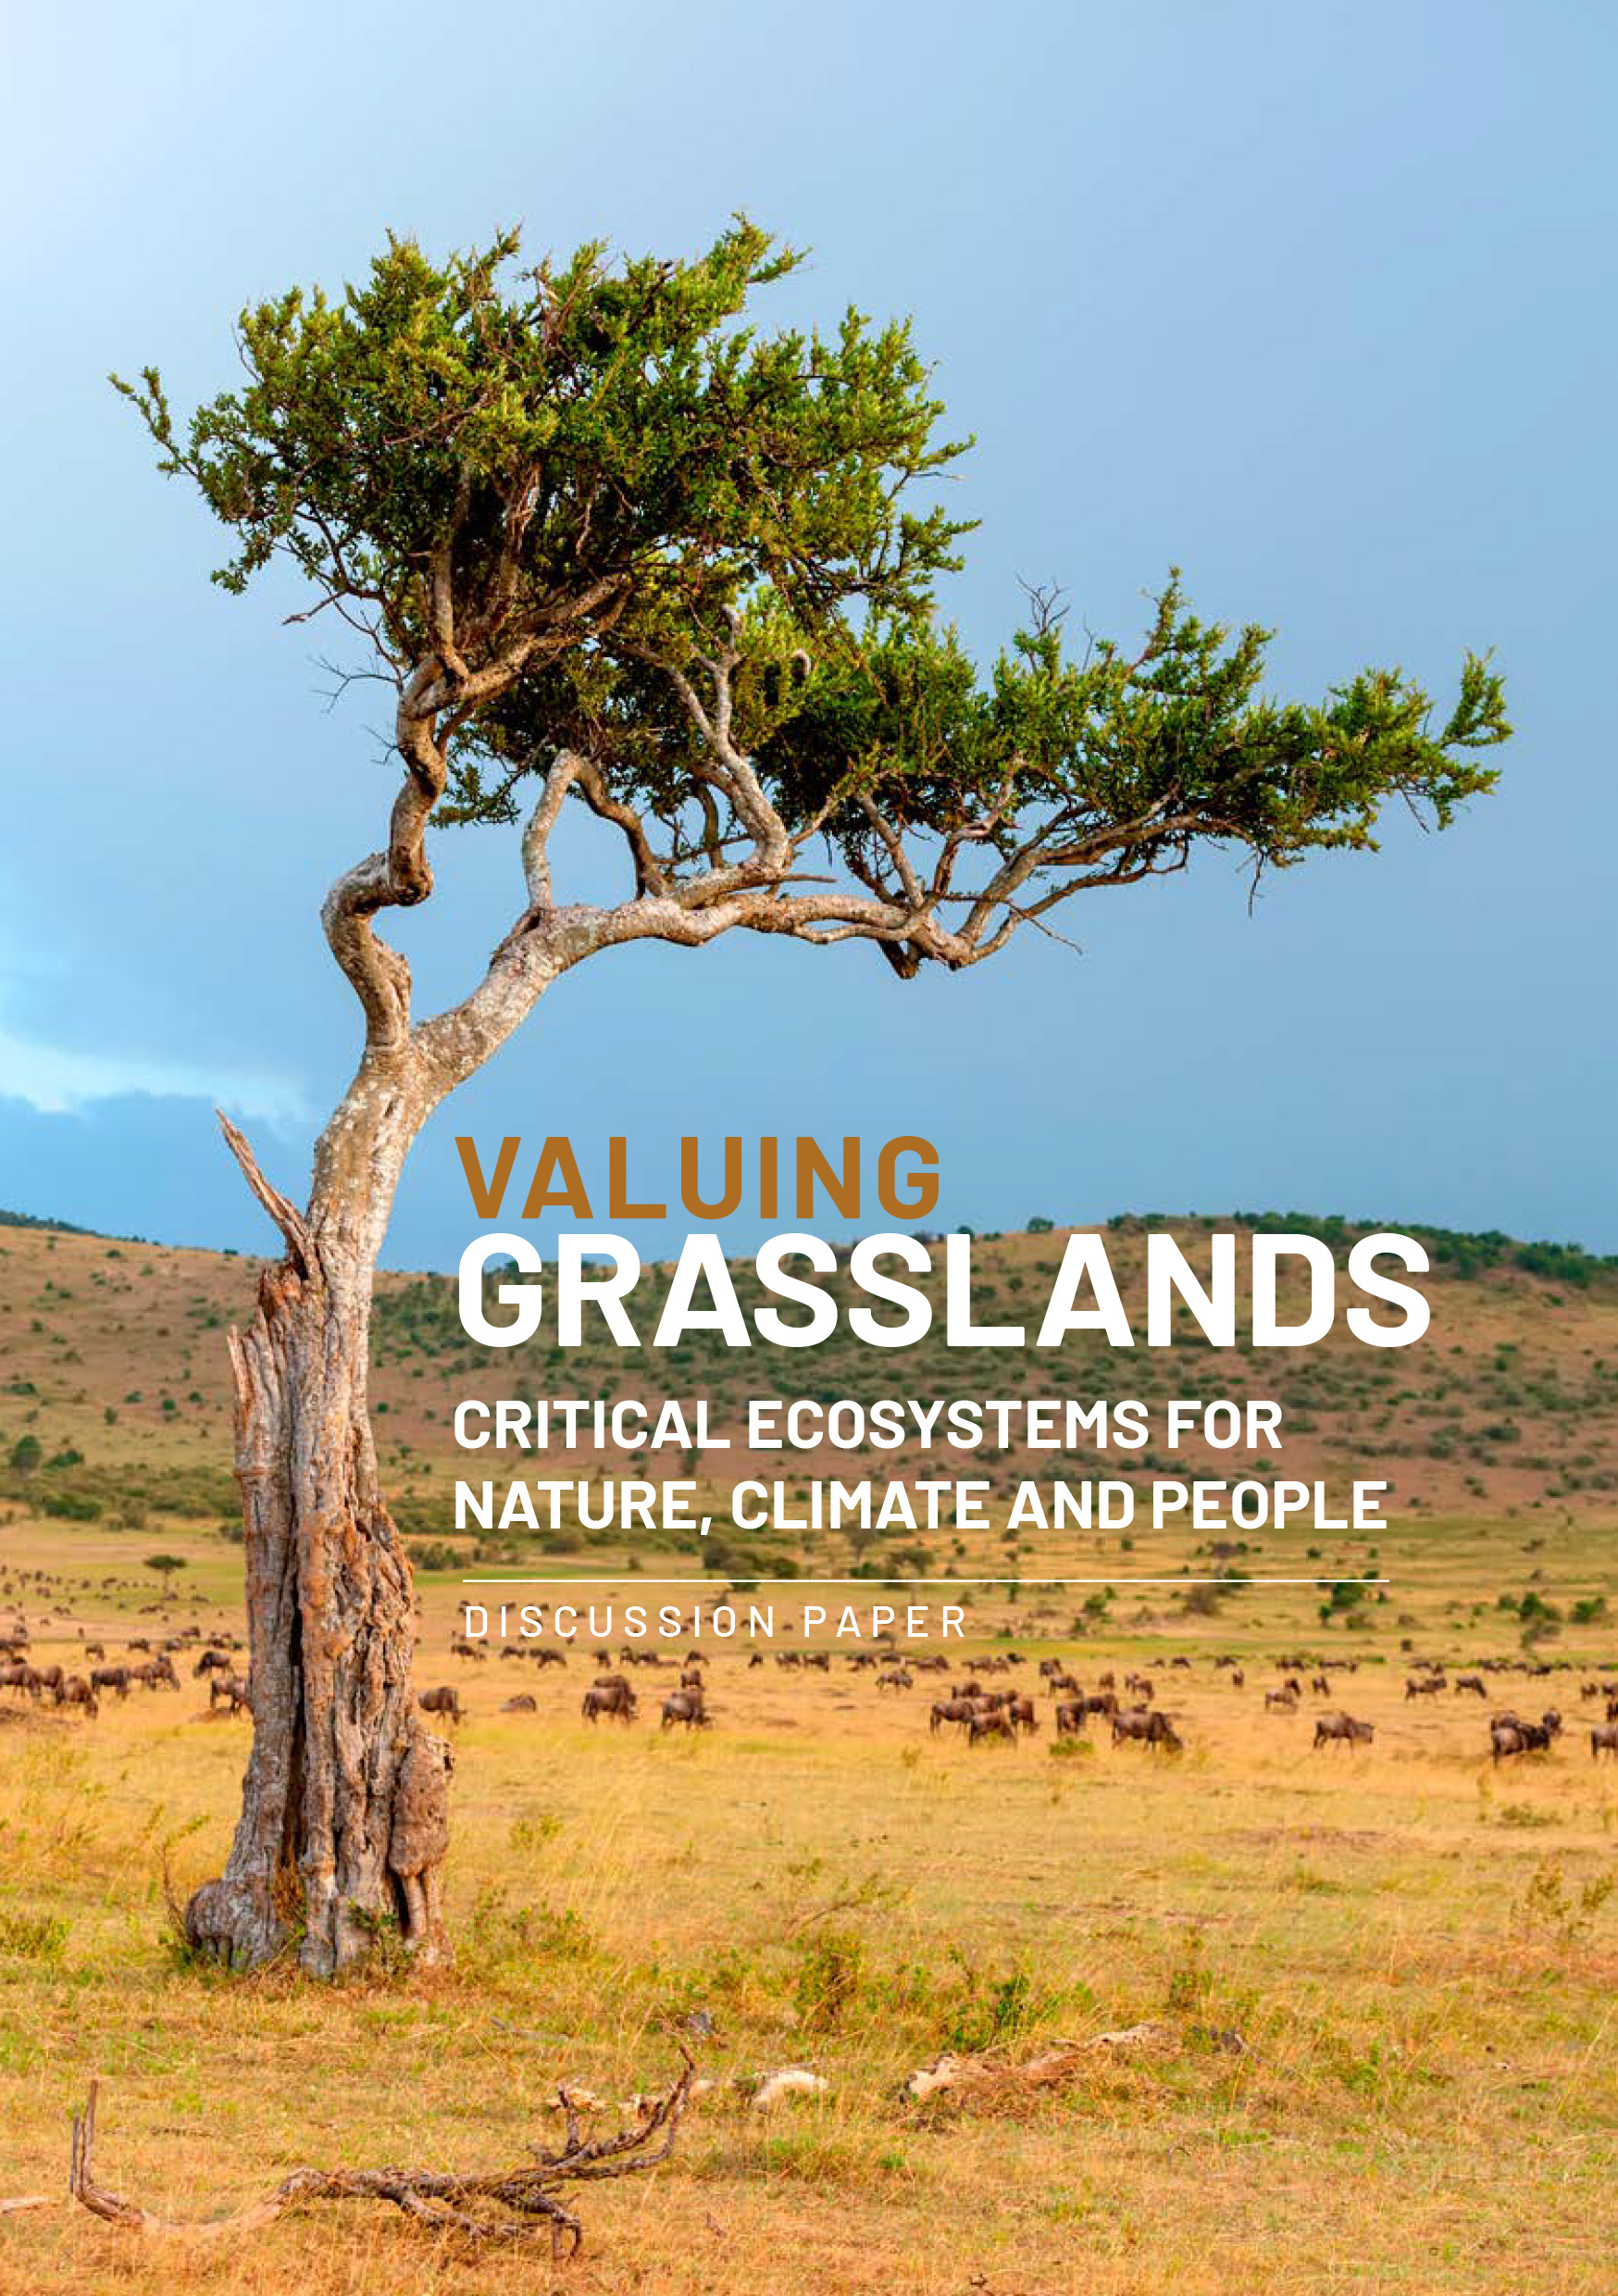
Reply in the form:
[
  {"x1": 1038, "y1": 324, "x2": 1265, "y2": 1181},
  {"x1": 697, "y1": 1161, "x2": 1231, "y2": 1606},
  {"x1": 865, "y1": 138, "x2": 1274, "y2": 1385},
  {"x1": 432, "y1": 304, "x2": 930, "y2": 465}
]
[{"x1": 2, "y1": 1, "x2": 1613, "y2": 1265}]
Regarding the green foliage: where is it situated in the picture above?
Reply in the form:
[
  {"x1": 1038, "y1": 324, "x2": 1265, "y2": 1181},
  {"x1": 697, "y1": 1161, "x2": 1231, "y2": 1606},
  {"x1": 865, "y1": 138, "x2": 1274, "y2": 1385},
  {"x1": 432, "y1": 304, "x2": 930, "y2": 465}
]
[
  {"x1": 117, "y1": 222, "x2": 1507, "y2": 955},
  {"x1": 940, "y1": 1953, "x2": 1081, "y2": 2052},
  {"x1": 0, "y1": 1910, "x2": 69, "y2": 1965},
  {"x1": 406, "y1": 1539, "x2": 460, "y2": 1572},
  {"x1": 793, "y1": 1926, "x2": 867, "y2": 2032}
]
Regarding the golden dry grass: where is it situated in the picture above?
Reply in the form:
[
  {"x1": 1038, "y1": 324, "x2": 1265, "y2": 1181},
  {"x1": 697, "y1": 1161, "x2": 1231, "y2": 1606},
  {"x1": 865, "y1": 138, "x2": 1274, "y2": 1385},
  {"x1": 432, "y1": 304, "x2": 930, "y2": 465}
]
[
  {"x1": 1, "y1": 1517, "x2": 1615, "y2": 2296},
  {"x1": 2, "y1": 1211, "x2": 1616, "y2": 2290}
]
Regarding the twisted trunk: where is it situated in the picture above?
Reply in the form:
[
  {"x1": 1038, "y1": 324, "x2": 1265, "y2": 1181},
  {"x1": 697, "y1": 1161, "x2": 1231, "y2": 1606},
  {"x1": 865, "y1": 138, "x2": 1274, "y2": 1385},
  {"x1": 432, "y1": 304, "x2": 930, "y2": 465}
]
[{"x1": 184, "y1": 1056, "x2": 437, "y2": 1975}]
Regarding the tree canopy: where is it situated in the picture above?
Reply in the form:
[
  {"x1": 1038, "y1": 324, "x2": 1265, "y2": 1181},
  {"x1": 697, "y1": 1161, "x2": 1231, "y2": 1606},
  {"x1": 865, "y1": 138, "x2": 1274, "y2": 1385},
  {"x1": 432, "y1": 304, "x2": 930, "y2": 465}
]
[{"x1": 117, "y1": 219, "x2": 1508, "y2": 996}]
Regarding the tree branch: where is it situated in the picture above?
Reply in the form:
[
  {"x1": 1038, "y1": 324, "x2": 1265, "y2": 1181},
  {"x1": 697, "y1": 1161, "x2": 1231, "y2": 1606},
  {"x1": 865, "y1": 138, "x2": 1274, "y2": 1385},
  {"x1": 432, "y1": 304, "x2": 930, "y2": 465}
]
[{"x1": 67, "y1": 2054, "x2": 698, "y2": 2263}]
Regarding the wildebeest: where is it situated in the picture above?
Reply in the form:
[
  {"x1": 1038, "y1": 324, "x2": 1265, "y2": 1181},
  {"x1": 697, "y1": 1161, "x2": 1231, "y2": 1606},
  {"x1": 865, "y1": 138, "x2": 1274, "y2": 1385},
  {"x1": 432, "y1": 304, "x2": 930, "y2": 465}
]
[
  {"x1": 193, "y1": 1648, "x2": 231, "y2": 1678},
  {"x1": 418, "y1": 1685, "x2": 463, "y2": 1725},
  {"x1": 90, "y1": 1665, "x2": 131, "y2": 1701},
  {"x1": 501, "y1": 1693, "x2": 537, "y2": 1713},
  {"x1": 1053, "y1": 1699, "x2": 1086, "y2": 1736},
  {"x1": 209, "y1": 1673, "x2": 251, "y2": 1716},
  {"x1": 581, "y1": 1680, "x2": 637, "y2": 1723},
  {"x1": 660, "y1": 1690, "x2": 710, "y2": 1730},
  {"x1": 966, "y1": 1710, "x2": 1015, "y2": 1746},
  {"x1": 1264, "y1": 1688, "x2": 1298, "y2": 1712},
  {"x1": 1405, "y1": 1674, "x2": 1446, "y2": 1699},
  {"x1": 1590, "y1": 1724, "x2": 1618, "y2": 1759},
  {"x1": 876, "y1": 1666, "x2": 914, "y2": 1691},
  {"x1": 57, "y1": 1676, "x2": 98, "y2": 1718},
  {"x1": 1112, "y1": 1709, "x2": 1181, "y2": 1751},
  {"x1": 1452, "y1": 1674, "x2": 1487, "y2": 1697},
  {"x1": 1313, "y1": 1713, "x2": 1375, "y2": 1749},
  {"x1": 929, "y1": 1697, "x2": 977, "y2": 1734}
]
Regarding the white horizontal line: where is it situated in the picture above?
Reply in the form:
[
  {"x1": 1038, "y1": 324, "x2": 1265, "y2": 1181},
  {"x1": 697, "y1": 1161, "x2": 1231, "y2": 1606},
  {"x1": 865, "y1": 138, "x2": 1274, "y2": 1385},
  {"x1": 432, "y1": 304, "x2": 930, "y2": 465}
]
[{"x1": 459, "y1": 1576, "x2": 1391, "y2": 1589}]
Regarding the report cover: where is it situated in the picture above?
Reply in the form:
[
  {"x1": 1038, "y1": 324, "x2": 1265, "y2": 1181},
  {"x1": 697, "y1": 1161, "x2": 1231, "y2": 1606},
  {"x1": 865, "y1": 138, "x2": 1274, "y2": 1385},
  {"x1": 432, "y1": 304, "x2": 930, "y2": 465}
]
[{"x1": 3, "y1": 7, "x2": 1612, "y2": 2291}]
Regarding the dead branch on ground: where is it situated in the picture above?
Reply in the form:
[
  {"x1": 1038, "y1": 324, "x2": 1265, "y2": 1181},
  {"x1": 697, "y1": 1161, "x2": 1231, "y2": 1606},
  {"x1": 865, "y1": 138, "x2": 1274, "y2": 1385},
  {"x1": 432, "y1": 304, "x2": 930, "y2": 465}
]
[{"x1": 67, "y1": 2050, "x2": 696, "y2": 2261}]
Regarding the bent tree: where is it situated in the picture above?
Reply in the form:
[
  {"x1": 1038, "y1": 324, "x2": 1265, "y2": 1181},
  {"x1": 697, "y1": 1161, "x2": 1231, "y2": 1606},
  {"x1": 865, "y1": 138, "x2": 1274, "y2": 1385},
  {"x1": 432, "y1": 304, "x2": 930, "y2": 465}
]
[{"x1": 118, "y1": 222, "x2": 1507, "y2": 1974}]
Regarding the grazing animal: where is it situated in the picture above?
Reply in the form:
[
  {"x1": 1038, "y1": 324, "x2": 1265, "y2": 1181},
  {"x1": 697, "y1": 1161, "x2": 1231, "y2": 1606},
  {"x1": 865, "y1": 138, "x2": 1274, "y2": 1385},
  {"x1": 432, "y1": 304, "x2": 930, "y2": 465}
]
[
  {"x1": 1112, "y1": 1709, "x2": 1180, "y2": 1750},
  {"x1": 1590, "y1": 1724, "x2": 1618, "y2": 1760},
  {"x1": 581, "y1": 1681, "x2": 637, "y2": 1723},
  {"x1": 1453, "y1": 1674, "x2": 1487, "y2": 1696},
  {"x1": 1313, "y1": 1713, "x2": 1375, "y2": 1749},
  {"x1": 929, "y1": 1697, "x2": 977, "y2": 1734},
  {"x1": 58, "y1": 1677, "x2": 98, "y2": 1718},
  {"x1": 418, "y1": 1685, "x2": 463, "y2": 1725},
  {"x1": 876, "y1": 1666, "x2": 914, "y2": 1691},
  {"x1": 210, "y1": 1673, "x2": 251, "y2": 1716},
  {"x1": 966, "y1": 1710, "x2": 1015, "y2": 1746},
  {"x1": 501, "y1": 1693, "x2": 537, "y2": 1713},
  {"x1": 90, "y1": 1665, "x2": 131, "y2": 1701},
  {"x1": 660, "y1": 1690, "x2": 710, "y2": 1731},
  {"x1": 1053, "y1": 1700, "x2": 1086, "y2": 1736},
  {"x1": 1264, "y1": 1688, "x2": 1298, "y2": 1712}
]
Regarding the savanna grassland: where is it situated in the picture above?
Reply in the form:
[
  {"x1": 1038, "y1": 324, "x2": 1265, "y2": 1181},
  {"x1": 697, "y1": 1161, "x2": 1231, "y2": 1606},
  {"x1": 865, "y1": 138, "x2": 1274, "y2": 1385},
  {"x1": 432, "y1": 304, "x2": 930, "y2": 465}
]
[{"x1": 1, "y1": 1210, "x2": 1616, "y2": 2294}]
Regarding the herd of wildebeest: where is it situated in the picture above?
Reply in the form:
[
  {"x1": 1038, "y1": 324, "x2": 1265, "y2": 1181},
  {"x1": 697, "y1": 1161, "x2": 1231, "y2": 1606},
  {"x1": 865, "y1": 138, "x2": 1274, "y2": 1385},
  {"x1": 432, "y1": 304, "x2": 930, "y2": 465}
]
[{"x1": 4, "y1": 1613, "x2": 1618, "y2": 1762}]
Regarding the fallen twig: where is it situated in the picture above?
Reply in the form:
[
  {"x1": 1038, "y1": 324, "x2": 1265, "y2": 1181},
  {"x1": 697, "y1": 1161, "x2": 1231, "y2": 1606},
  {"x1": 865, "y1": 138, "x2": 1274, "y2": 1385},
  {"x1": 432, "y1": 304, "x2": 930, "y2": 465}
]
[{"x1": 67, "y1": 2052, "x2": 696, "y2": 2261}]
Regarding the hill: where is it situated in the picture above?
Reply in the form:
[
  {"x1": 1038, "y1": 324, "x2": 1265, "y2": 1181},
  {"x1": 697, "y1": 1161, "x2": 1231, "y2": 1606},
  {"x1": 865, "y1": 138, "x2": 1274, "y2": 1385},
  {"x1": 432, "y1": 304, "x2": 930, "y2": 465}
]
[{"x1": 1, "y1": 1207, "x2": 1615, "y2": 1608}]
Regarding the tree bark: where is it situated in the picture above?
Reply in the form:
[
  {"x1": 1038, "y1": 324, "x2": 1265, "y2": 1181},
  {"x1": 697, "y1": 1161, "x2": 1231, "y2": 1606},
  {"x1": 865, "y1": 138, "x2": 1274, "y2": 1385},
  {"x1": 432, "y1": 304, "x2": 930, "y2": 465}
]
[{"x1": 184, "y1": 1059, "x2": 437, "y2": 1976}]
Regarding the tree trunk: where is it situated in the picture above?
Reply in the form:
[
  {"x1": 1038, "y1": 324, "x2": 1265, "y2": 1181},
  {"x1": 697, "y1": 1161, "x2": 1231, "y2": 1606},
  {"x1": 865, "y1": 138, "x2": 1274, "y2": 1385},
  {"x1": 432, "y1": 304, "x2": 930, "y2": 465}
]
[{"x1": 184, "y1": 1066, "x2": 444, "y2": 1976}]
